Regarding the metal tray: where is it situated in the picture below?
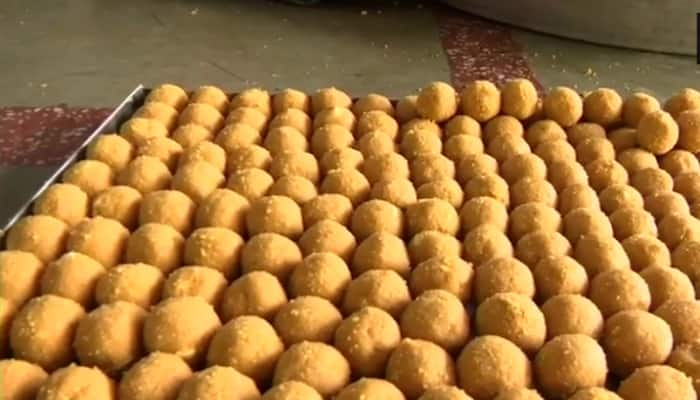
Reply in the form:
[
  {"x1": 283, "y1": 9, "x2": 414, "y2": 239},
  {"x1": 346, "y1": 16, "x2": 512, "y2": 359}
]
[{"x1": 0, "y1": 85, "x2": 148, "y2": 245}]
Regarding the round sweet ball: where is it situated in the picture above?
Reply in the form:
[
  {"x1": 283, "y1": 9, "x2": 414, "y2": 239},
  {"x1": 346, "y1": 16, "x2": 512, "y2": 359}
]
[
  {"x1": 268, "y1": 175, "x2": 318, "y2": 204},
  {"x1": 312, "y1": 87, "x2": 352, "y2": 115},
  {"x1": 362, "y1": 153, "x2": 410, "y2": 185},
  {"x1": 475, "y1": 257, "x2": 535, "y2": 303},
  {"x1": 675, "y1": 171, "x2": 700, "y2": 203},
  {"x1": 500, "y1": 153, "x2": 546, "y2": 184},
  {"x1": 547, "y1": 160, "x2": 588, "y2": 192},
  {"x1": 484, "y1": 116, "x2": 524, "y2": 145},
  {"x1": 576, "y1": 137, "x2": 616, "y2": 165},
  {"x1": 631, "y1": 167, "x2": 673, "y2": 197},
  {"x1": 117, "y1": 156, "x2": 172, "y2": 195},
  {"x1": 410, "y1": 153, "x2": 455, "y2": 186},
  {"x1": 194, "y1": 189, "x2": 250, "y2": 233},
  {"x1": 410, "y1": 256, "x2": 473, "y2": 302},
  {"x1": 139, "y1": 190, "x2": 196, "y2": 235},
  {"x1": 302, "y1": 194, "x2": 353, "y2": 227},
  {"x1": 334, "y1": 306, "x2": 401, "y2": 377},
  {"x1": 220, "y1": 271, "x2": 288, "y2": 321},
  {"x1": 618, "y1": 365, "x2": 696, "y2": 400},
  {"x1": 515, "y1": 230, "x2": 571, "y2": 268},
  {"x1": 623, "y1": 92, "x2": 661, "y2": 127},
  {"x1": 463, "y1": 225, "x2": 514, "y2": 266},
  {"x1": 241, "y1": 232, "x2": 302, "y2": 282},
  {"x1": 299, "y1": 220, "x2": 357, "y2": 263},
  {"x1": 510, "y1": 177, "x2": 557, "y2": 208},
  {"x1": 534, "y1": 334, "x2": 608, "y2": 399},
  {"x1": 40, "y1": 252, "x2": 105, "y2": 307},
  {"x1": 353, "y1": 93, "x2": 395, "y2": 116},
  {"x1": 87, "y1": 134, "x2": 134, "y2": 172},
  {"x1": 500, "y1": 78, "x2": 538, "y2": 120},
  {"x1": 569, "y1": 388, "x2": 623, "y2": 400},
  {"x1": 655, "y1": 300, "x2": 700, "y2": 344},
  {"x1": 0, "y1": 359, "x2": 48, "y2": 400},
  {"x1": 289, "y1": 252, "x2": 351, "y2": 305},
  {"x1": 263, "y1": 381, "x2": 323, "y2": 400},
  {"x1": 542, "y1": 294, "x2": 603, "y2": 339},
  {"x1": 460, "y1": 80, "x2": 501, "y2": 122},
  {"x1": 508, "y1": 202, "x2": 561, "y2": 242},
  {"x1": 543, "y1": 86, "x2": 583, "y2": 127},
  {"x1": 0, "y1": 250, "x2": 44, "y2": 307},
  {"x1": 118, "y1": 352, "x2": 192, "y2": 400},
  {"x1": 336, "y1": 378, "x2": 405, "y2": 400},
  {"x1": 74, "y1": 301, "x2": 146, "y2": 374},
  {"x1": 227, "y1": 168, "x2": 274, "y2": 201},
  {"x1": 677, "y1": 109, "x2": 700, "y2": 153},
  {"x1": 147, "y1": 83, "x2": 188, "y2": 111},
  {"x1": 445, "y1": 115, "x2": 481, "y2": 138},
  {"x1": 456, "y1": 335, "x2": 532, "y2": 400},
  {"x1": 351, "y1": 199, "x2": 404, "y2": 240},
  {"x1": 558, "y1": 184, "x2": 600, "y2": 215},
  {"x1": 371, "y1": 179, "x2": 418, "y2": 208},
  {"x1": 270, "y1": 108, "x2": 312, "y2": 138},
  {"x1": 6, "y1": 215, "x2": 68, "y2": 262},
  {"x1": 443, "y1": 134, "x2": 485, "y2": 163},
  {"x1": 226, "y1": 106, "x2": 268, "y2": 134},
  {"x1": 386, "y1": 338, "x2": 456, "y2": 399},
  {"x1": 95, "y1": 263, "x2": 164, "y2": 307},
  {"x1": 661, "y1": 150, "x2": 700, "y2": 177},
  {"x1": 178, "y1": 103, "x2": 224, "y2": 133},
  {"x1": 668, "y1": 342, "x2": 700, "y2": 395},
  {"x1": 658, "y1": 213, "x2": 700, "y2": 249},
  {"x1": 321, "y1": 168, "x2": 371, "y2": 206},
  {"x1": 137, "y1": 137, "x2": 184, "y2": 172},
  {"x1": 273, "y1": 88, "x2": 310, "y2": 114},
  {"x1": 246, "y1": 195, "x2": 303, "y2": 239},
  {"x1": 494, "y1": 388, "x2": 543, "y2": 400},
  {"x1": 215, "y1": 123, "x2": 262, "y2": 153},
  {"x1": 524, "y1": 119, "x2": 566, "y2": 147},
  {"x1": 567, "y1": 122, "x2": 606, "y2": 146},
  {"x1": 534, "y1": 256, "x2": 589, "y2": 301},
  {"x1": 172, "y1": 160, "x2": 225, "y2": 203},
  {"x1": 589, "y1": 269, "x2": 651, "y2": 317},
  {"x1": 352, "y1": 232, "x2": 409, "y2": 277},
  {"x1": 120, "y1": 117, "x2": 169, "y2": 146},
  {"x1": 274, "y1": 294, "x2": 342, "y2": 346},
  {"x1": 143, "y1": 296, "x2": 221, "y2": 365},
  {"x1": 178, "y1": 140, "x2": 225, "y2": 173},
  {"x1": 356, "y1": 130, "x2": 397, "y2": 159},
  {"x1": 486, "y1": 134, "x2": 531, "y2": 164},
  {"x1": 313, "y1": 107, "x2": 356, "y2": 132},
  {"x1": 269, "y1": 151, "x2": 320, "y2": 184},
  {"x1": 599, "y1": 184, "x2": 644, "y2": 214},
  {"x1": 396, "y1": 95, "x2": 419, "y2": 123},
  {"x1": 10, "y1": 295, "x2": 85, "y2": 371},
  {"x1": 664, "y1": 87, "x2": 700, "y2": 118},
  {"x1": 231, "y1": 88, "x2": 272, "y2": 117},
  {"x1": 400, "y1": 289, "x2": 470, "y2": 352},
  {"x1": 416, "y1": 81, "x2": 458, "y2": 122},
  {"x1": 464, "y1": 173, "x2": 510, "y2": 208},
  {"x1": 311, "y1": 124, "x2": 354, "y2": 157},
  {"x1": 417, "y1": 179, "x2": 464, "y2": 209},
  {"x1": 125, "y1": 223, "x2": 184, "y2": 273},
  {"x1": 190, "y1": 85, "x2": 229, "y2": 113},
  {"x1": 405, "y1": 199, "x2": 460, "y2": 237},
  {"x1": 357, "y1": 110, "x2": 399, "y2": 139},
  {"x1": 2, "y1": 301, "x2": 16, "y2": 352},
  {"x1": 621, "y1": 234, "x2": 671, "y2": 271},
  {"x1": 343, "y1": 269, "x2": 412, "y2": 318},
  {"x1": 637, "y1": 110, "x2": 679, "y2": 154},
  {"x1": 171, "y1": 124, "x2": 213, "y2": 149},
  {"x1": 609, "y1": 207, "x2": 657, "y2": 240},
  {"x1": 401, "y1": 128, "x2": 443, "y2": 159},
  {"x1": 36, "y1": 365, "x2": 115, "y2": 400},
  {"x1": 583, "y1": 88, "x2": 623, "y2": 126},
  {"x1": 608, "y1": 128, "x2": 638, "y2": 152},
  {"x1": 617, "y1": 148, "x2": 659, "y2": 174},
  {"x1": 401, "y1": 118, "x2": 442, "y2": 138},
  {"x1": 673, "y1": 240, "x2": 700, "y2": 283},
  {"x1": 162, "y1": 266, "x2": 227, "y2": 306},
  {"x1": 67, "y1": 217, "x2": 129, "y2": 268},
  {"x1": 476, "y1": 293, "x2": 546, "y2": 353},
  {"x1": 641, "y1": 266, "x2": 694, "y2": 310},
  {"x1": 274, "y1": 341, "x2": 351, "y2": 397},
  {"x1": 459, "y1": 197, "x2": 508, "y2": 233},
  {"x1": 62, "y1": 160, "x2": 114, "y2": 198},
  {"x1": 418, "y1": 386, "x2": 473, "y2": 400},
  {"x1": 585, "y1": 159, "x2": 630, "y2": 192},
  {"x1": 177, "y1": 366, "x2": 260, "y2": 400},
  {"x1": 456, "y1": 153, "x2": 499, "y2": 184},
  {"x1": 603, "y1": 309, "x2": 673, "y2": 376},
  {"x1": 408, "y1": 231, "x2": 462, "y2": 265}
]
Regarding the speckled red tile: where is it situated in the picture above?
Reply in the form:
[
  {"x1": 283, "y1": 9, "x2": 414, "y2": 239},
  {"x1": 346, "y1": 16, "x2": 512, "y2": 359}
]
[
  {"x1": 0, "y1": 107, "x2": 112, "y2": 166},
  {"x1": 434, "y1": 5, "x2": 542, "y2": 90}
]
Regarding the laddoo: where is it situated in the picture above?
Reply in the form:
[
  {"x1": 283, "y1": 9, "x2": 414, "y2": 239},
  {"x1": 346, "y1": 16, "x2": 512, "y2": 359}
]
[
  {"x1": 118, "y1": 352, "x2": 192, "y2": 400},
  {"x1": 463, "y1": 173, "x2": 510, "y2": 207},
  {"x1": 302, "y1": 193, "x2": 353, "y2": 226},
  {"x1": 583, "y1": 88, "x2": 623, "y2": 126},
  {"x1": 161, "y1": 266, "x2": 227, "y2": 306},
  {"x1": 226, "y1": 145, "x2": 272, "y2": 173},
  {"x1": 356, "y1": 130, "x2": 397, "y2": 159},
  {"x1": 456, "y1": 153, "x2": 499, "y2": 184},
  {"x1": 644, "y1": 191, "x2": 691, "y2": 221},
  {"x1": 343, "y1": 269, "x2": 411, "y2": 318},
  {"x1": 125, "y1": 223, "x2": 184, "y2": 273},
  {"x1": 117, "y1": 155, "x2": 172, "y2": 194},
  {"x1": 273, "y1": 88, "x2": 310, "y2": 114},
  {"x1": 178, "y1": 103, "x2": 224, "y2": 133},
  {"x1": 264, "y1": 126, "x2": 309, "y2": 155},
  {"x1": 569, "y1": 388, "x2": 622, "y2": 400},
  {"x1": 40, "y1": 252, "x2": 105, "y2": 307},
  {"x1": 460, "y1": 80, "x2": 501, "y2": 122},
  {"x1": 352, "y1": 232, "x2": 409, "y2": 277},
  {"x1": 274, "y1": 296, "x2": 342, "y2": 345},
  {"x1": 386, "y1": 338, "x2": 456, "y2": 399},
  {"x1": 482, "y1": 115, "x2": 524, "y2": 143},
  {"x1": 622, "y1": 92, "x2": 660, "y2": 127},
  {"x1": 226, "y1": 106, "x2": 268, "y2": 133},
  {"x1": 137, "y1": 137, "x2": 183, "y2": 171},
  {"x1": 356, "y1": 110, "x2": 399, "y2": 139},
  {"x1": 95, "y1": 263, "x2": 164, "y2": 308},
  {"x1": 370, "y1": 179, "x2": 418, "y2": 208},
  {"x1": 219, "y1": 271, "x2": 288, "y2": 321},
  {"x1": 535, "y1": 139, "x2": 577, "y2": 166},
  {"x1": 194, "y1": 188, "x2": 250, "y2": 233},
  {"x1": 508, "y1": 202, "x2": 561, "y2": 242},
  {"x1": 417, "y1": 179, "x2": 465, "y2": 208},
  {"x1": 336, "y1": 379, "x2": 405, "y2": 400},
  {"x1": 288, "y1": 252, "x2": 351, "y2": 305},
  {"x1": 147, "y1": 83, "x2": 188, "y2": 111},
  {"x1": 668, "y1": 341, "x2": 700, "y2": 395},
  {"x1": 462, "y1": 225, "x2": 514, "y2": 265},
  {"x1": 515, "y1": 230, "x2": 571, "y2": 268},
  {"x1": 618, "y1": 365, "x2": 696, "y2": 400},
  {"x1": 608, "y1": 128, "x2": 638, "y2": 152},
  {"x1": 171, "y1": 160, "x2": 225, "y2": 203},
  {"x1": 657, "y1": 212, "x2": 700, "y2": 249},
  {"x1": 408, "y1": 231, "x2": 463, "y2": 265},
  {"x1": 176, "y1": 366, "x2": 260, "y2": 400},
  {"x1": 621, "y1": 234, "x2": 671, "y2": 270},
  {"x1": 410, "y1": 153, "x2": 455, "y2": 186},
  {"x1": 609, "y1": 207, "x2": 657, "y2": 240},
  {"x1": 476, "y1": 293, "x2": 546, "y2": 353},
  {"x1": 533, "y1": 256, "x2": 589, "y2": 302},
  {"x1": 557, "y1": 184, "x2": 600, "y2": 215},
  {"x1": 362, "y1": 153, "x2": 410, "y2": 185},
  {"x1": 321, "y1": 168, "x2": 372, "y2": 205},
  {"x1": 120, "y1": 117, "x2": 169, "y2": 146},
  {"x1": 672, "y1": 239, "x2": 700, "y2": 282},
  {"x1": 546, "y1": 161, "x2": 588, "y2": 192},
  {"x1": 61, "y1": 160, "x2": 114, "y2": 198},
  {"x1": 311, "y1": 87, "x2": 352, "y2": 115},
  {"x1": 226, "y1": 168, "x2": 274, "y2": 201},
  {"x1": 640, "y1": 266, "x2": 695, "y2": 309},
  {"x1": 524, "y1": 119, "x2": 566, "y2": 147},
  {"x1": 87, "y1": 134, "x2": 135, "y2": 173},
  {"x1": 501, "y1": 78, "x2": 538, "y2": 120},
  {"x1": 6, "y1": 215, "x2": 68, "y2": 263},
  {"x1": 299, "y1": 220, "x2": 357, "y2": 262},
  {"x1": 598, "y1": 184, "x2": 644, "y2": 214},
  {"x1": 543, "y1": 86, "x2": 583, "y2": 127},
  {"x1": 178, "y1": 140, "x2": 225, "y2": 172},
  {"x1": 542, "y1": 294, "x2": 603, "y2": 339},
  {"x1": 589, "y1": 269, "x2": 651, "y2": 317},
  {"x1": 139, "y1": 190, "x2": 196, "y2": 235},
  {"x1": 396, "y1": 95, "x2": 419, "y2": 123},
  {"x1": 443, "y1": 134, "x2": 486, "y2": 163},
  {"x1": 311, "y1": 124, "x2": 354, "y2": 157},
  {"x1": 231, "y1": 88, "x2": 272, "y2": 117},
  {"x1": 0, "y1": 298, "x2": 15, "y2": 355},
  {"x1": 353, "y1": 93, "x2": 394, "y2": 116},
  {"x1": 268, "y1": 175, "x2": 318, "y2": 204},
  {"x1": 241, "y1": 232, "x2": 302, "y2": 281},
  {"x1": 273, "y1": 341, "x2": 351, "y2": 397},
  {"x1": 351, "y1": 199, "x2": 404, "y2": 240},
  {"x1": 494, "y1": 388, "x2": 543, "y2": 400},
  {"x1": 675, "y1": 171, "x2": 700, "y2": 203},
  {"x1": 630, "y1": 167, "x2": 673, "y2": 196},
  {"x1": 475, "y1": 257, "x2": 535, "y2": 303},
  {"x1": 585, "y1": 159, "x2": 630, "y2": 192},
  {"x1": 459, "y1": 196, "x2": 508, "y2": 233},
  {"x1": 91, "y1": 185, "x2": 143, "y2": 229},
  {"x1": 0, "y1": 359, "x2": 48, "y2": 400},
  {"x1": 416, "y1": 81, "x2": 458, "y2": 122},
  {"x1": 36, "y1": 365, "x2": 115, "y2": 400},
  {"x1": 262, "y1": 381, "x2": 323, "y2": 400},
  {"x1": 0, "y1": 250, "x2": 45, "y2": 306},
  {"x1": 405, "y1": 198, "x2": 460, "y2": 237},
  {"x1": 66, "y1": 217, "x2": 129, "y2": 268},
  {"x1": 661, "y1": 149, "x2": 700, "y2": 177},
  {"x1": 486, "y1": 134, "x2": 530, "y2": 163},
  {"x1": 191, "y1": 85, "x2": 229, "y2": 113},
  {"x1": 445, "y1": 115, "x2": 481, "y2": 138},
  {"x1": 400, "y1": 128, "x2": 443, "y2": 159},
  {"x1": 171, "y1": 124, "x2": 214, "y2": 149},
  {"x1": 33, "y1": 183, "x2": 89, "y2": 227},
  {"x1": 500, "y1": 153, "x2": 547, "y2": 184},
  {"x1": 246, "y1": 195, "x2": 303, "y2": 239},
  {"x1": 320, "y1": 148, "x2": 364, "y2": 173},
  {"x1": 616, "y1": 148, "x2": 659, "y2": 174},
  {"x1": 655, "y1": 300, "x2": 700, "y2": 344},
  {"x1": 215, "y1": 123, "x2": 262, "y2": 153},
  {"x1": 637, "y1": 110, "x2": 679, "y2": 154},
  {"x1": 664, "y1": 88, "x2": 700, "y2": 118},
  {"x1": 509, "y1": 177, "x2": 557, "y2": 208},
  {"x1": 400, "y1": 290, "x2": 470, "y2": 352}
]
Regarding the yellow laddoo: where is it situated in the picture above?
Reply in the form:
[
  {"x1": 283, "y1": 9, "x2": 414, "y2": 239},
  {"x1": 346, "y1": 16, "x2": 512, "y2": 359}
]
[
  {"x1": 139, "y1": 190, "x2": 196, "y2": 235},
  {"x1": 273, "y1": 88, "x2": 310, "y2": 114},
  {"x1": 598, "y1": 184, "x2": 643, "y2": 214},
  {"x1": 543, "y1": 86, "x2": 583, "y2": 127},
  {"x1": 567, "y1": 122, "x2": 606, "y2": 146},
  {"x1": 542, "y1": 294, "x2": 603, "y2": 339},
  {"x1": 219, "y1": 271, "x2": 288, "y2": 321},
  {"x1": 631, "y1": 167, "x2": 673, "y2": 196},
  {"x1": 298, "y1": 220, "x2": 357, "y2": 262},
  {"x1": 270, "y1": 151, "x2": 320, "y2": 183},
  {"x1": 95, "y1": 263, "x2": 164, "y2": 308},
  {"x1": 321, "y1": 168, "x2": 371, "y2": 206},
  {"x1": 400, "y1": 128, "x2": 443, "y2": 159},
  {"x1": 176, "y1": 366, "x2": 260, "y2": 400},
  {"x1": 574, "y1": 234, "x2": 631, "y2": 277},
  {"x1": 443, "y1": 134, "x2": 485, "y2": 163},
  {"x1": 336, "y1": 378, "x2": 405, "y2": 400},
  {"x1": 621, "y1": 233, "x2": 671, "y2": 270},
  {"x1": 289, "y1": 252, "x2": 351, "y2": 305},
  {"x1": 356, "y1": 130, "x2": 397, "y2": 159},
  {"x1": 410, "y1": 153, "x2": 455, "y2": 186},
  {"x1": 456, "y1": 153, "x2": 498, "y2": 184},
  {"x1": 268, "y1": 175, "x2": 318, "y2": 204},
  {"x1": 618, "y1": 365, "x2": 696, "y2": 400},
  {"x1": 672, "y1": 240, "x2": 700, "y2": 282},
  {"x1": 476, "y1": 293, "x2": 546, "y2": 353},
  {"x1": 226, "y1": 168, "x2": 274, "y2": 201},
  {"x1": 475, "y1": 257, "x2": 535, "y2": 303},
  {"x1": 146, "y1": 83, "x2": 188, "y2": 111},
  {"x1": 264, "y1": 126, "x2": 308, "y2": 155},
  {"x1": 494, "y1": 388, "x2": 543, "y2": 400},
  {"x1": 416, "y1": 81, "x2": 458, "y2": 123},
  {"x1": 225, "y1": 106, "x2": 268, "y2": 133},
  {"x1": 226, "y1": 144, "x2": 271, "y2": 173},
  {"x1": 117, "y1": 156, "x2": 172, "y2": 194},
  {"x1": 676, "y1": 110, "x2": 700, "y2": 153},
  {"x1": 273, "y1": 296, "x2": 342, "y2": 345},
  {"x1": 484, "y1": 115, "x2": 525, "y2": 142},
  {"x1": 664, "y1": 88, "x2": 700, "y2": 118},
  {"x1": 589, "y1": 269, "x2": 651, "y2": 317},
  {"x1": 118, "y1": 352, "x2": 192, "y2": 400},
  {"x1": 10, "y1": 295, "x2": 85, "y2": 371},
  {"x1": 658, "y1": 212, "x2": 700, "y2": 249},
  {"x1": 178, "y1": 103, "x2": 224, "y2": 133},
  {"x1": 137, "y1": 137, "x2": 183, "y2": 172},
  {"x1": 125, "y1": 223, "x2": 184, "y2": 273},
  {"x1": 508, "y1": 202, "x2": 561, "y2": 242},
  {"x1": 357, "y1": 110, "x2": 399, "y2": 139},
  {"x1": 194, "y1": 188, "x2": 250, "y2": 233},
  {"x1": 352, "y1": 232, "x2": 409, "y2": 277},
  {"x1": 576, "y1": 137, "x2": 615, "y2": 165},
  {"x1": 178, "y1": 140, "x2": 225, "y2": 173},
  {"x1": 171, "y1": 124, "x2": 214, "y2": 149},
  {"x1": 459, "y1": 196, "x2": 508, "y2": 232},
  {"x1": 401, "y1": 118, "x2": 442, "y2": 138},
  {"x1": 0, "y1": 299, "x2": 14, "y2": 355},
  {"x1": 617, "y1": 148, "x2": 659, "y2": 174},
  {"x1": 91, "y1": 186, "x2": 142, "y2": 229},
  {"x1": 510, "y1": 177, "x2": 556, "y2": 208},
  {"x1": 609, "y1": 207, "x2": 657, "y2": 240},
  {"x1": 460, "y1": 80, "x2": 501, "y2": 122},
  {"x1": 269, "y1": 108, "x2": 312, "y2": 137},
  {"x1": 396, "y1": 95, "x2": 419, "y2": 123},
  {"x1": 351, "y1": 199, "x2": 404, "y2": 240},
  {"x1": 641, "y1": 266, "x2": 695, "y2": 309},
  {"x1": 62, "y1": 160, "x2": 113, "y2": 198},
  {"x1": 241, "y1": 232, "x2": 302, "y2": 281},
  {"x1": 311, "y1": 124, "x2": 354, "y2": 157},
  {"x1": 675, "y1": 171, "x2": 700, "y2": 203},
  {"x1": 586, "y1": 159, "x2": 630, "y2": 192},
  {"x1": 558, "y1": 184, "x2": 600, "y2": 215},
  {"x1": 184, "y1": 227, "x2": 244, "y2": 279},
  {"x1": 66, "y1": 217, "x2": 129, "y2": 268},
  {"x1": 162, "y1": 266, "x2": 227, "y2": 306},
  {"x1": 311, "y1": 87, "x2": 352, "y2": 115},
  {"x1": 262, "y1": 381, "x2": 323, "y2": 400},
  {"x1": 500, "y1": 153, "x2": 547, "y2": 184},
  {"x1": 400, "y1": 289, "x2": 470, "y2": 352},
  {"x1": 655, "y1": 300, "x2": 700, "y2": 344},
  {"x1": 501, "y1": 78, "x2": 538, "y2": 120},
  {"x1": 524, "y1": 119, "x2": 566, "y2": 147},
  {"x1": 410, "y1": 256, "x2": 474, "y2": 303},
  {"x1": 0, "y1": 359, "x2": 48, "y2": 400},
  {"x1": 370, "y1": 179, "x2": 418, "y2": 208},
  {"x1": 120, "y1": 117, "x2": 169, "y2": 146},
  {"x1": 73, "y1": 301, "x2": 146, "y2": 374},
  {"x1": 445, "y1": 115, "x2": 481, "y2": 138},
  {"x1": 486, "y1": 135, "x2": 530, "y2": 164},
  {"x1": 637, "y1": 110, "x2": 679, "y2": 154},
  {"x1": 547, "y1": 160, "x2": 588, "y2": 191},
  {"x1": 668, "y1": 342, "x2": 700, "y2": 395},
  {"x1": 134, "y1": 101, "x2": 178, "y2": 131},
  {"x1": 583, "y1": 88, "x2": 623, "y2": 126},
  {"x1": 533, "y1": 256, "x2": 589, "y2": 302},
  {"x1": 87, "y1": 134, "x2": 134, "y2": 172},
  {"x1": 405, "y1": 198, "x2": 460, "y2": 237},
  {"x1": 515, "y1": 230, "x2": 571, "y2": 268},
  {"x1": 622, "y1": 92, "x2": 660, "y2": 127},
  {"x1": 190, "y1": 85, "x2": 229, "y2": 113},
  {"x1": 40, "y1": 252, "x2": 105, "y2": 307},
  {"x1": 273, "y1": 341, "x2": 351, "y2": 397},
  {"x1": 661, "y1": 149, "x2": 700, "y2": 176},
  {"x1": 36, "y1": 365, "x2": 115, "y2": 400},
  {"x1": 0, "y1": 250, "x2": 45, "y2": 306},
  {"x1": 171, "y1": 160, "x2": 224, "y2": 203},
  {"x1": 464, "y1": 173, "x2": 509, "y2": 207},
  {"x1": 386, "y1": 338, "x2": 456, "y2": 400},
  {"x1": 362, "y1": 153, "x2": 410, "y2": 184},
  {"x1": 463, "y1": 225, "x2": 514, "y2": 265},
  {"x1": 230, "y1": 88, "x2": 272, "y2": 117},
  {"x1": 569, "y1": 388, "x2": 622, "y2": 400},
  {"x1": 246, "y1": 195, "x2": 303, "y2": 239},
  {"x1": 407, "y1": 231, "x2": 462, "y2": 265},
  {"x1": 215, "y1": 123, "x2": 262, "y2": 153},
  {"x1": 608, "y1": 127, "x2": 638, "y2": 152},
  {"x1": 417, "y1": 179, "x2": 465, "y2": 208},
  {"x1": 302, "y1": 193, "x2": 353, "y2": 227},
  {"x1": 353, "y1": 93, "x2": 395, "y2": 116},
  {"x1": 343, "y1": 269, "x2": 411, "y2": 318}
]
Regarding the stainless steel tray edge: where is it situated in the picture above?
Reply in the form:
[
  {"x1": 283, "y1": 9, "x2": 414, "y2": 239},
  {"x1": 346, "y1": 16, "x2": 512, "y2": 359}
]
[{"x1": 0, "y1": 85, "x2": 148, "y2": 242}]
